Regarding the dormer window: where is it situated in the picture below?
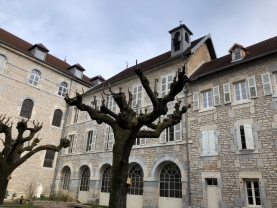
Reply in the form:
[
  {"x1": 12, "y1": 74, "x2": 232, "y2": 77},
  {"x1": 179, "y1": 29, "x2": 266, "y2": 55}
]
[
  {"x1": 173, "y1": 32, "x2": 181, "y2": 51},
  {"x1": 68, "y1": 64, "x2": 85, "y2": 79},
  {"x1": 233, "y1": 46, "x2": 242, "y2": 61},
  {"x1": 29, "y1": 44, "x2": 49, "y2": 61},
  {"x1": 229, "y1": 43, "x2": 247, "y2": 62}
]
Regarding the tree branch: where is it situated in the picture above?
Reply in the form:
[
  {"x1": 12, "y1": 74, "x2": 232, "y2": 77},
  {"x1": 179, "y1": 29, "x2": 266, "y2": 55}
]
[
  {"x1": 65, "y1": 92, "x2": 116, "y2": 127},
  {"x1": 11, "y1": 138, "x2": 70, "y2": 171}
]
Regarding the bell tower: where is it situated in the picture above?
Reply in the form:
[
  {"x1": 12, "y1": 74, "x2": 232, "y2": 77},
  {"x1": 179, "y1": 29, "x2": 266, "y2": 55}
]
[{"x1": 169, "y1": 23, "x2": 193, "y2": 57}]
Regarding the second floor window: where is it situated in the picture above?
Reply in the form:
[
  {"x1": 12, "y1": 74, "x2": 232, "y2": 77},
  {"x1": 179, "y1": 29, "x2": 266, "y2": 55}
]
[
  {"x1": 203, "y1": 90, "x2": 213, "y2": 108},
  {"x1": 161, "y1": 74, "x2": 174, "y2": 97},
  {"x1": 67, "y1": 134, "x2": 78, "y2": 154},
  {"x1": 43, "y1": 150, "x2": 55, "y2": 168},
  {"x1": 160, "y1": 115, "x2": 182, "y2": 143},
  {"x1": 104, "y1": 126, "x2": 114, "y2": 150},
  {"x1": 72, "y1": 107, "x2": 79, "y2": 123},
  {"x1": 202, "y1": 130, "x2": 216, "y2": 155},
  {"x1": 234, "y1": 81, "x2": 247, "y2": 101},
  {"x1": 19, "y1": 99, "x2": 34, "y2": 119},
  {"x1": 132, "y1": 85, "x2": 142, "y2": 108},
  {"x1": 58, "y1": 82, "x2": 68, "y2": 97},
  {"x1": 29, "y1": 69, "x2": 41, "y2": 86},
  {"x1": 84, "y1": 130, "x2": 96, "y2": 152}
]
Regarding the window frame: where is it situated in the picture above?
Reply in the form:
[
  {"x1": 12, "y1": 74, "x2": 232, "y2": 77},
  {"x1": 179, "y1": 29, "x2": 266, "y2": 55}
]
[
  {"x1": 128, "y1": 165, "x2": 144, "y2": 195},
  {"x1": 236, "y1": 124, "x2": 254, "y2": 151},
  {"x1": 51, "y1": 109, "x2": 63, "y2": 127},
  {"x1": 84, "y1": 130, "x2": 96, "y2": 152},
  {"x1": 132, "y1": 84, "x2": 143, "y2": 109},
  {"x1": 234, "y1": 81, "x2": 248, "y2": 102},
  {"x1": 202, "y1": 90, "x2": 213, "y2": 109},
  {"x1": 104, "y1": 126, "x2": 114, "y2": 150},
  {"x1": 245, "y1": 180, "x2": 261, "y2": 207},
  {"x1": 80, "y1": 167, "x2": 90, "y2": 191},
  {"x1": 67, "y1": 134, "x2": 78, "y2": 154},
  {"x1": 133, "y1": 126, "x2": 147, "y2": 147},
  {"x1": 62, "y1": 168, "x2": 71, "y2": 190},
  {"x1": 201, "y1": 130, "x2": 216, "y2": 155},
  {"x1": 232, "y1": 46, "x2": 242, "y2": 61},
  {"x1": 101, "y1": 166, "x2": 112, "y2": 193},
  {"x1": 29, "y1": 69, "x2": 41, "y2": 86},
  {"x1": 161, "y1": 74, "x2": 174, "y2": 98},
  {"x1": 72, "y1": 107, "x2": 79, "y2": 124},
  {"x1": 160, "y1": 115, "x2": 182, "y2": 143},
  {"x1": 43, "y1": 150, "x2": 56, "y2": 168},
  {"x1": 58, "y1": 82, "x2": 68, "y2": 97}
]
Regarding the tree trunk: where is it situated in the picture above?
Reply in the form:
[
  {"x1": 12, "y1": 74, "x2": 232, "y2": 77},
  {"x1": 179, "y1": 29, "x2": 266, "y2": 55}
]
[
  {"x1": 109, "y1": 131, "x2": 133, "y2": 208},
  {"x1": 0, "y1": 171, "x2": 9, "y2": 204}
]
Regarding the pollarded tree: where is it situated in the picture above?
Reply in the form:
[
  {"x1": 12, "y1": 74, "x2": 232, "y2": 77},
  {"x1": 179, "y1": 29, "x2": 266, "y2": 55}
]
[
  {"x1": 64, "y1": 62, "x2": 190, "y2": 208},
  {"x1": 0, "y1": 117, "x2": 70, "y2": 204}
]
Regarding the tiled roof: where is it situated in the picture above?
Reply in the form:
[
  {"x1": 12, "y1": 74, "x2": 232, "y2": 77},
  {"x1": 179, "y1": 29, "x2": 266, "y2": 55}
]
[
  {"x1": 90, "y1": 75, "x2": 105, "y2": 81},
  {"x1": 0, "y1": 28, "x2": 93, "y2": 86},
  {"x1": 190, "y1": 36, "x2": 277, "y2": 80},
  {"x1": 91, "y1": 35, "x2": 210, "y2": 91}
]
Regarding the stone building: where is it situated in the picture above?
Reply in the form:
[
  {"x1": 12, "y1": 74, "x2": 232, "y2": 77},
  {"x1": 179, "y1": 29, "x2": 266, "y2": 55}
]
[
  {"x1": 0, "y1": 28, "x2": 96, "y2": 197},
  {"x1": 55, "y1": 24, "x2": 277, "y2": 208}
]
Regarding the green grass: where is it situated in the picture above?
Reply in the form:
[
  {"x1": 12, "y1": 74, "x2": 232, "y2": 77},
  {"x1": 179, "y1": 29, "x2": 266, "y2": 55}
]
[{"x1": 2, "y1": 202, "x2": 43, "y2": 208}]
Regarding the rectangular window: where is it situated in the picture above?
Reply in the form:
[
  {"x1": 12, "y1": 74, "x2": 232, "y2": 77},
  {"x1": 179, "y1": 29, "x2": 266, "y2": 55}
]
[
  {"x1": 236, "y1": 124, "x2": 254, "y2": 150},
  {"x1": 203, "y1": 90, "x2": 213, "y2": 108},
  {"x1": 132, "y1": 85, "x2": 143, "y2": 108},
  {"x1": 43, "y1": 150, "x2": 55, "y2": 168},
  {"x1": 133, "y1": 126, "x2": 147, "y2": 146},
  {"x1": 108, "y1": 95, "x2": 117, "y2": 113},
  {"x1": 245, "y1": 180, "x2": 261, "y2": 206},
  {"x1": 68, "y1": 134, "x2": 78, "y2": 153},
  {"x1": 202, "y1": 130, "x2": 216, "y2": 154},
  {"x1": 84, "y1": 130, "x2": 96, "y2": 152},
  {"x1": 161, "y1": 74, "x2": 174, "y2": 97},
  {"x1": 223, "y1": 83, "x2": 231, "y2": 103},
  {"x1": 160, "y1": 116, "x2": 182, "y2": 143},
  {"x1": 234, "y1": 82, "x2": 247, "y2": 101},
  {"x1": 104, "y1": 126, "x2": 114, "y2": 150}
]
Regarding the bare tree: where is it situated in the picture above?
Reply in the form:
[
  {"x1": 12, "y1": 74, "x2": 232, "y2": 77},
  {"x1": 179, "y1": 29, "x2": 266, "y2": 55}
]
[
  {"x1": 64, "y1": 62, "x2": 190, "y2": 208},
  {"x1": 0, "y1": 117, "x2": 70, "y2": 204}
]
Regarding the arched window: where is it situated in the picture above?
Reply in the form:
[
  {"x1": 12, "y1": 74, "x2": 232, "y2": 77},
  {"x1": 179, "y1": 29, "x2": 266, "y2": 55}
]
[
  {"x1": 19, "y1": 99, "x2": 34, "y2": 119},
  {"x1": 185, "y1": 32, "x2": 189, "y2": 43},
  {"x1": 0, "y1": 54, "x2": 7, "y2": 71},
  {"x1": 80, "y1": 167, "x2": 90, "y2": 191},
  {"x1": 173, "y1": 32, "x2": 181, "y2": 51},
  {"x1": 52, "y1": 109, "x2": 63, "y2": 127},
  {"x1": 29, "y1": 69, "x2": 41, "y2": 86},
  {"x1": 58, "y1": 82, "x2": 68, "y2": 97},
  {"x1": 128, "y1": 164, "x2": 143, "y2": 195},
  {"x1": 62, "y1": 167, "x2": 71, "y2": 190},
  {"x1": 159, "y1": 163, "x2": 182, "y2": 198},
  {"x1": 101, "y1": 166, "x2": 112, "y2": 193}
]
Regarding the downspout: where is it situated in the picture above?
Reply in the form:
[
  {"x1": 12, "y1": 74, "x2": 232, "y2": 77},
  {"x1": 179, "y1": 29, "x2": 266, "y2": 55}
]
[
  {"x1": 52, "y1": 76, "x2": 74, "y2": 191},
  {"x1": 184, "y1": 83, "x2": 191, "y2": 206}
]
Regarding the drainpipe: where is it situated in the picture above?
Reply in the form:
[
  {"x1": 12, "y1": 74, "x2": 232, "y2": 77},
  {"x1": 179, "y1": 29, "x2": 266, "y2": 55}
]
[
  {"x1": 52, "y1": 76, "x2": 74, "y2": 192},
  {"x1": 184, "y1": 83, "x2": 191, "y2": 207}
]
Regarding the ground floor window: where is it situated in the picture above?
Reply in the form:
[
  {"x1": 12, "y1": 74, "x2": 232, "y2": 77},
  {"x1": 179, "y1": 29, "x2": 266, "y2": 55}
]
[
  {"x1": 62, "y1": 167, "x2": 71, "y2": 190},
  {"x1": 80, "y1": 167, "x2": 90, "y2": 191},
  {"x1": 128, "y1": 164, "x2": 143, "y2": 195},
  {"x1": 159, "y1": 163, "x2": 182, "y2": 198},
  {"x1": 101, "y1": 166, "x2": 112, "y2": 192},
  {"x1": 245, "y1": 180, "x2": 261, "y2": 206}
]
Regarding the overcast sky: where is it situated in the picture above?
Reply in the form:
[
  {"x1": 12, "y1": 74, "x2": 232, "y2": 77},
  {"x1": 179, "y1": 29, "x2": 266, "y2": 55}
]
[{"x1": 1, "y1": 1, "x2": 277, "y2": 80}]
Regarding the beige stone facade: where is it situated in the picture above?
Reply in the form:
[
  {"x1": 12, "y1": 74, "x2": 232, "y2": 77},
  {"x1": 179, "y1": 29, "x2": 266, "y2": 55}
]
[{"x1": 0, "y1": 28, "x2": 93, "y2": 198}]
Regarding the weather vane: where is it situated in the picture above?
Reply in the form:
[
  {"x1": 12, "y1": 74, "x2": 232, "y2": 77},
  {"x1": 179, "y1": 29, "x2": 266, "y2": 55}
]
[{"x1": 179, "y1": 20, "x2": 183, "y2": 25}]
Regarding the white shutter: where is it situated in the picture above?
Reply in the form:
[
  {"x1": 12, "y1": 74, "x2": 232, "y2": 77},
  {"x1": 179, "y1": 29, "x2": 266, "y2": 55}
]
[
  {"x1": 161, "y1": 77, "x2": 167, "y2": 97},
  {"x1": 91, "y1": 130, "x2": 96, "y2": 151},
  {"x1": 193, "y1": 92, "x2": 199, "y2": 110},
  {"x1": 132, "y1": 86, "x2": 137, "y2": 108},
  {"x1": 223, "y1": 83, "x2": 231, "y2": 103},
  {"x1": 174, "y1": 122, "x2": 182, "y2": 142},
  {"x1": 83, "y1": 131, "x2": 89, "y2": 152},
  {"x1": 160, "y1": 116, "x2": 166, "y2": 143},
  {"x1": 261, "y1": 73, "x2": 272, "y2": 95},
  {"x1": 202, "y1": 131, "x2": 209, "y2": 154},
  {"x1": 108, "y1": 128, "x2": 114, "y2": 150},
  {"x1": 137, "y1": 85, "x2": 142, "y2": 107},
  {"x1": 140, "y1": 126, "x2": 147, "y2": 145},
  {"x1": 248, "y1": 77, "x2": 257, "y2": 98},
  {"x1": 208, "y1": 130, "x2": 215, "y2": 153},
  {"x1": 213, "y1": 86, "x2": 220, "y2": 106},
  {"x1": 104, "y1": 127, "x2": 109, "y2": 149},
  {"x1": 244, "y1": 124, "x2": 254, "y2": 150},
  {"x1": 167, "y1": 75, "x2": 173, "y2": 94},
  {"x1": 72, "y1": 134, "x2": 78, "y2": 153},
  {"x1": 236, "y1": 126, "x2": 242, "y2": 150}
]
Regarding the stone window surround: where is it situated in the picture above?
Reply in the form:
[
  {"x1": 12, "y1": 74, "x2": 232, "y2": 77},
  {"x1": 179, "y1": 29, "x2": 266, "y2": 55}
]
[
  {"x1": 197, "y1": 124, "x2": 221, "y2": 157},
  {"x1": 84, "y1": 127, "x2": 97, "y2": 152},
  {"x1": 231, "y1": 118, "x2": 261, "y2": 155},
  {"x1": 237, "y1": 171, "x2": 268, "y2": 208},
  {"x1": 50, "y1": 105, "x2": 66, "y2": 129},
  {"x1": 200, "y1": 172, "x2": 223, "y2": 208},
  {"x1": 17, "y1": 96, "x2": 37, "y2": 120}
]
